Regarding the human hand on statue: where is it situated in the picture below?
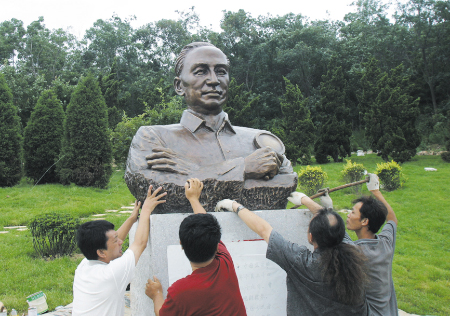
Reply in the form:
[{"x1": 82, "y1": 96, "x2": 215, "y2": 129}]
[
  {"x1": 287, "y1": 192, "x2": 307, "y2": 206},
  {"x1": 244, "y1": 147, "x2": 281, "y2": 180},
  {"x1": 146, "y1": 147, "x2": 200, "y2": 175},
  {"x1": 214, "y1": 199, "x2": 235, "y2": 212},
  {"x1": 185, "y1": 178, "x2": 203, "y2": 202},
  {"x1": 145, "y1": 277, "x2": 163, "y2": 300},
  {"x1": 141, "y1": 185, "x2": 167, "y2": 215}
]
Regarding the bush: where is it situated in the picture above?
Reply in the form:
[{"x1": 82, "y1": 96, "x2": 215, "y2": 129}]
[
  {"x1": 57, "y1": 74, "x2": 112, "y2": 188},
  {"x1": 375, "y1": 160, "x2": 405, "y2": 191},
  {"x1": 298, "y1": 165, "x2": 328, "y2": 196},
  {"x1": 29, "y1": 212, "x2": 81, "y2": 258},
  {"x1": 341, "y1": 160, "x2": 366, "y2": 194},
  {"x1": 111, "y1": 113, "x2": 147, "y2": 168},
  {"x1": 23, "y1": 90, "x2": 65, "y2": 184},
  {"x1": 441, "y1": 151, "x2": 450, "y2": 162},
  {"x1": 0, "y1": 73, "x2": 22, "y2": 187}
]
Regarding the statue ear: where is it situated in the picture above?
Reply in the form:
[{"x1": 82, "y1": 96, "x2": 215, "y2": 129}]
[{"x1": 174, "y1": 77, "x2": 185, "y2": 96}]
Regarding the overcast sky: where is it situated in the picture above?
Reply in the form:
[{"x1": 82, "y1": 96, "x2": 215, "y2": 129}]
[{"x1": 1, "y1": 0, "x2": 403, "y2": 38}]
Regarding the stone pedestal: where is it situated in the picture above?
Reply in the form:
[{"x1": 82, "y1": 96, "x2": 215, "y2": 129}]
[{"x1": 129, "y1": 209, "x2": 312, "y2": 316}]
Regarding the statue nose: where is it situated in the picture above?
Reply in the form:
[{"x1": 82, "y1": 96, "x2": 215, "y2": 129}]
[{"x1": 207, "y1": 72, "x2": 219, "y2": 86}]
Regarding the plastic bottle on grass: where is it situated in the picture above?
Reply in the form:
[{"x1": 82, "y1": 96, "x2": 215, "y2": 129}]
[{"x1": 10, "y1": 309, "x2": 17, "y2": 316}]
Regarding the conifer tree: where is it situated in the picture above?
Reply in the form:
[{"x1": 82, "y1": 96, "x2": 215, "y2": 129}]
[
  {"x1": 23, "y1": 90, "x2": 65, "y2": 183},
  {"x1": 0, "y1": 73, "x2": 22, "y2": 186},
  {"x1": 58, "y1": 74, "x2": 112, "y2": 188},
  {"x1": 223, "y1": 78, "x2": 260, "y2": 128},
  {"x1": 365, "y1": 64, "x2": 420, "y2": 163},
  {"x1": 358, "y1": 57, "x2": 382, "y2": 129},
  {"x1": 100, "y1": 59, "x2": 123, "y2": 129},
  {"x1": 274, "y1": 77, "x2": 315, "y2": 165},
  {"x1": 314, "y1": 62, "x2": 352, "y2": 163}
]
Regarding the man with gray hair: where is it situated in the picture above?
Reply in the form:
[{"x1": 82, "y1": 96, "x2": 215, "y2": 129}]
[{"x1": 125, "y1": 42, "x2": 297, "y2": 213}]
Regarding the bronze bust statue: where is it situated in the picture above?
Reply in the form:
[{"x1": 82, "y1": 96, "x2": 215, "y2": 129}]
[{"x1": 125, "y1": 42, "x2": 297, "y2": 213}]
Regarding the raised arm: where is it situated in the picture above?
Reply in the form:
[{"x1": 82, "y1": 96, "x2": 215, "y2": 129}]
[
  {"x1": 117, "y1": 200, "x2": 141, "y2": 242},
  {"x1": 215, "y1": 199, "x2": 273, "y2": 243},
  {"x1": 129, "y1": 186, "x2": 167, "y2": 264},
  {"x1": 185, "y1": 178, "x2": 206, "y2": 214},
  {"x1": 367, "y1": 174, "x2": 397, "y2": 225},
  {"x1": 288, "y1": 192, "x2": 323, "y2": 214}
]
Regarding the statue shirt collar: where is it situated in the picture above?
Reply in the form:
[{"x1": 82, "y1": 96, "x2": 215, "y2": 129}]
[{"x1": 181, "y1": 110, "x2": 236, "y2": 134}]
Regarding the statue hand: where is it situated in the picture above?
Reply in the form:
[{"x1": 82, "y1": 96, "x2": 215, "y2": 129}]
[
  {"x1": 244, "y1": 147, "x2": 281, "y2": 180},
  {"x1": 146, "y1": 147, "x2": 199, "y2": 175}
]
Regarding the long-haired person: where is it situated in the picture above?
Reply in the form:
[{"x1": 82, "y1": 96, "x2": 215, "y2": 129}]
[{"x1": 215, "y1": 194, "x2": 368, "y2": 316}]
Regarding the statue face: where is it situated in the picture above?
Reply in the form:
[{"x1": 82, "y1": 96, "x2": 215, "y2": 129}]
[{"x1": 174, "y1": 46, "x2": 230, "y2": 115}]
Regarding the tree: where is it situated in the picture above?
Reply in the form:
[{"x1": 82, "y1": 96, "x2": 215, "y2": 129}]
[
  {"x1": 358, "y1": 57, "x2": 382, "y2": 129},
  {"x1": 396, "y1": 0, "x2": 450, "y2": 115},
  {"x1": 365, "y1": 64, "x2": 421, "y2": 163},
  {"x1": 222, "y1": 78, "x2": 259, "y2": 128},
  {"x1": 0, "y1": 73, "x2": 22, "y2": 186},
  {"x1": 0, "y1": 18, "x2": 25, "y2": 65},
  {"x1": 99, "y1": 59, "x2": 124, "y2": 129},
  {"x1": 273, "y1": 77, "x2": 315, "y2": 165},
  {"x1": 57, "y1": 74, "x2": 112, "y2": 188},
  {"x1": 314, "y1": 61, "x2": 352, "y2": 163},
  {"x1": 23, "y1": 90, "x2": 64, "y2": 183}
]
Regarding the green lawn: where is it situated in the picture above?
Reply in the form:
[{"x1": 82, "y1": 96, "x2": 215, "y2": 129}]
[
  {"x1": 0, "y1": 170, "x2": 135, "y2": 313},
  {"x1": 1, "y1": 155, "x2": 449, "y2": 315}
]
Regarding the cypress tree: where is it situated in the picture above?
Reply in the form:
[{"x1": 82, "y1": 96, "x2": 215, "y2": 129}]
[
  {"x1": 100, "y1": 59, "x2": 123, "y2": 129},
  {"x1": 358, "y1": 57, "x2": 382, "y2": 129},
  {"x1": 0, "y1": 73, "x2": 22, "y2": 186},
  {"x1": 223, "y1": 78, "x2": 260, "y2": 128},
  {"x1": 275, "y1": 77, "x2": 315, "y2": 165},
  {"x1": 314, "y1": 62, "x2": 352, "y2": 163},
  {"x1": 365, "y1": 64, "x2": 420, "y2": 163},
  {"x1": 57, "y1": 74, "x2": 112, "y2": 188},
  {"x1": 23, "y1": 90, "x2": 65, "y2": 183}
]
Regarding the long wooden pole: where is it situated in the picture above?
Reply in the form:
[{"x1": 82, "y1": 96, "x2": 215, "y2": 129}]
[{"x1": 290, "y1": 178, "x2": 370, "y2": 209}]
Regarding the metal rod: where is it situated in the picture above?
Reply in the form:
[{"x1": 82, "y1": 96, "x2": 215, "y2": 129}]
[{"x1": 290, "y1": 178, "x2": 370, "y2": 209}]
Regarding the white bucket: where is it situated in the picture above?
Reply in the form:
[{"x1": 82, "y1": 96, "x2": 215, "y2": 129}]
[{"x1": 26, "y1": 291, "x2": 49, "y2": 314}]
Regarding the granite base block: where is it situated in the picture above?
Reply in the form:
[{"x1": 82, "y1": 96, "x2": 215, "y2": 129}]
[{"x1": 129, "y1": 209, "x2": 313, "y2": 316}]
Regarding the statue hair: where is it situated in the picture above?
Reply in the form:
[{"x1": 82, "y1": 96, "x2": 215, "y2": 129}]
[
  {"x1": 174, "y1": 42, "x2": 229, "y2": 77},
  {"x1": 309, "y1": 208, "x2": 368, "y2": 306}
]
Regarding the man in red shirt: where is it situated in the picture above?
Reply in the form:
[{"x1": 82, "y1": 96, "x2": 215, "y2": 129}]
[{"x1": 145, "y1": 178, "x2": 247, "y2": 316}]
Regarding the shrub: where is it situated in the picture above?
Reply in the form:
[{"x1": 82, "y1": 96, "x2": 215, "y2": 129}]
[
  {"x1": 29, "y1": 212, "x2": 81, "y2": 258},
  {"x1": 341, "y1": 160, "x2": 366, "y2": 194},
  {"x1": 23, "y1": 90, "x2": 65, "y2": 184},
  {"x1": 441, "y1": 151, "x2": 450, "y2": 163},
  {"x1": 111, "y1": 113, "x2": 147, "y2": 168},
  {"x1": 0, "y1": 73, "x2": 22, "y2": 187},
  {"x1": 298, "y1": 165, "x2": 328, "y2": 196},
  {"x1": 57, "y1": 74, "x2": 112, "y2": 188},
  {"x1": 375, "y1": 160, "x2": 405, "y2": 191}
]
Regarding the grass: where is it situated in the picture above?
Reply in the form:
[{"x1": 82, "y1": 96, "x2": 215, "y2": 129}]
[
  {"x1": 0, "y1": 155, "x2": 449, "y2": 315},
  {"x1": 0, "y1": 170, "x2": 135, "y2": 313}
]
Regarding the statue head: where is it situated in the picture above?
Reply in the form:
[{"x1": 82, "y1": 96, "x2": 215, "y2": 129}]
[{"x1": 174, "y1": 42, "x2": 230, "y2": 115}]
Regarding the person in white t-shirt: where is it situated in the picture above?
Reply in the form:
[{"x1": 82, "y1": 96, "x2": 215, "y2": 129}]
[{"x1": 72, "y1": 185, "x2": 166, "y2": 316}]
